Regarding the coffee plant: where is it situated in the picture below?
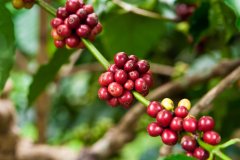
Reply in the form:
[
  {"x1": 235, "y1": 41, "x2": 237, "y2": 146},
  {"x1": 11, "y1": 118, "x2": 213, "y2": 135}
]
[{"x1": 0, "y1": 0, "x2": 240, "y2": 160}]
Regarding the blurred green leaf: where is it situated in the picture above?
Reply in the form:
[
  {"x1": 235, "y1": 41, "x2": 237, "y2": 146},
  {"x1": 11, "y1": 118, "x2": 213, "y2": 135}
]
[
  {"x1": 0, "y1": 5, "x2": 15, "y2": 93},
  {"x1": 224, "y1": 0, "x2": 240, "y2": 30},
  {"x1": 163, "y1": 154, "x2": 195, "y2": 160},
  {"x1": 101, "y1": 13, "x2": 166, "y2": 58},
  {"x1": 28, "y1": 48, "x2": 72, "y2": 104}
]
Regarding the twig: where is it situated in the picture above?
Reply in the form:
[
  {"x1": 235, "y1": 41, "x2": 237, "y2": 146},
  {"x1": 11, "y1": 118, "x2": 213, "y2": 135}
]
[
  {"x1": 78, "y1": 60, "x2": 240, "y2": 160},
  {"x1": 190, "y1": 65, "x2": 240, "y2": 116},
  {"x1": 112, "y1": 0, "x2": 177, "y2": 22}
]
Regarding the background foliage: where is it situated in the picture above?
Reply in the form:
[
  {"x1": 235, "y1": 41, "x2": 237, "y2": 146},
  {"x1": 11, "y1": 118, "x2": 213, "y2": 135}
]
[{"x1": 1, "y1": 0, "x2": 240, "y2": 159}]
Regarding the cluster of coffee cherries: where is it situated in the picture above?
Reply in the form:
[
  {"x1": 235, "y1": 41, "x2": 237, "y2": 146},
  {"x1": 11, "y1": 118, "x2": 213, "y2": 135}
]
[
  {"x1": 146, "y1": 98, "x2": 221, "y2": 160},
  {"x1": 98, "y1": 52, "x2": 152, "y2": 108},
  {"x1": 50, "y1": 0, "x2": 102, "y2": 49},
  {"x1": 175, "y1": 3, "x2": 197, "y2": 21},
  {"x1": 12, "y1": 0, "x2": 35, "y2": 9}
]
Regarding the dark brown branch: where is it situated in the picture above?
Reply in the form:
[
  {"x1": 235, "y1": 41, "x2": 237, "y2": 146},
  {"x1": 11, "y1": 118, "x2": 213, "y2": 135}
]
[{"x1": 78, "y1": 60, "x2": 240, "y2": 160}]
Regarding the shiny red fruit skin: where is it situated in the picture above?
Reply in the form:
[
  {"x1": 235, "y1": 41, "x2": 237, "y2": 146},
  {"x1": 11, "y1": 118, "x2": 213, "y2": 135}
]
[
  {"x1": 170, "y1": 117, "x2": 183, "y2": 131},
  {"x1": 124, "y1": 80, "x2": 134, "y2": 91},
  {"x1": 65, "y1": 35, "x2": 80, "y2": 48},
  {"x1": 181, "y1": 135, "x2": 197, "y2": 152},
  {"x1": 128, "y1": 55, "x2": 138, "y2": 62},
  {"x1": 108, "y1": 82, "x2": 123, "y2": 97},
  {"x1": 147, "y1": 122, "x2": 163, "y2": 137},
  {"x1": 107, "y1": 97, "x2": 119, "y2": 107},
  {"x1": 198, "y1": 116, "x2": 215, "y2": 132},
  {"x1": 142, "y1": 73, "x2": 153, "y2": 88},
  {"x1": 174, "y1": 106, "x2": 188, "y2": 118},
  {"x1": 98, "y1": 72, "x2": 114, "y2": 87},
  {"x1": 114, "y1": 52, "x2": 128, "y2": 68},
  {"x1": 57, "y1": 24, "x2": 71, "y2": 38},
  {"x1": 51, "y1": 18, "x2": 63, "y2": 28},
  {"x1": 114, "y1": 69, "x2": 128, "y2": 84},
  {"x1": 76, "y1": 8, "x2": 88, "y2": 20},
  {"x1": 147, "y1": 101, "x2": 163, "y2": 118},
  {"x1": 128, "y1": 71, "x2": 139, "y2": 81},
  {"x1": 67, "y1": 14, "x2": 80, "y2": 29},
  {"x1": 98, "y1": 87, "x2": 111, "y2": 100},
  {"x1": 203, "y1": 131, "x2": 221, "y2": 145},
  {"x1": 193, "y1": 147, "x2": 209, "y2": 160},
  {"x1": 137, "y1": 60, "x2": 150, "y2": 74},
  {"x1": 124, "y1": 60, "x2": 136, "y2": 72},
  {"x1": 156, "y1": 109, "x2": 173, "y2": 127},
  {"x1": 56, "y1": 7, "x2": 68, "y2": 19},
  {"x1": 66, "y1": 0, "x2": 81, "y2": 13},
  {"x1": 118, "y1": 91, "x2": 133, "y2": 108},
  {"x1": 161, "y1": 129, "x2": 178, "y2": 145},
  {"x1": 108, "y1": 64, "x2": 119, "y2": 73},
  {"x1": 183, "y1": 117, "x2": 198, "y2": 133},
  {"x1": 86, "y1": 13, "x2": 98, "y2": 27},
  {"x1": 135, "y1": 78, "x2": 149, "y2": 94}
]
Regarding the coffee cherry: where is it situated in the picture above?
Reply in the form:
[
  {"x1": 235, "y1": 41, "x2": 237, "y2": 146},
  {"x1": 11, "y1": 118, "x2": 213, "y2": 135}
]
[
  {"x1": 193, "y1": 147, "x2": 209, "y2": 160},
  {"x1": 51, "y1": 29, "x2": 64, "y2": 41},
  {"x1": 114, "y1": 52, "x2": 128, "y2": 68},
  {"x1": 98, "y1": 72, "x2": 114, "y2": 87},
  {"x1": 186, "y1": 152, "x2": 193, "y2": 157},
  {"x1": 66, "y1": 0, "x2": 81, "y2": 13},
  {"x1": 83, "y1": 4, "x2": 94, "y2": 14},
  {"x1": 86, "y1": 13, "x2": 98, "y2": 27},
  {"x1": 203, "y1": 131, "x2": 221, "y2": 145},
  {"x1": 124, "y1": 60, "x2": 136, "y2": 72},
  {"x1": 76, "y1": 8, "x2": 88, "y2": 20},
  {"x1": 54, "y1": 40, "x2": 65, "y2": 48},
  {"x1": 156, "y1": 109, "x2": 173, "y2": 127},
  {"x1": 57, "y1": 7, "x2": 69, "y2": 19},
  {"x1": 178, "y1": 98, "x2": 191, "y2": 110},
  {"x1": 76, "y1": 24, "x2": 91, "y2": 38},
  {"x1": 170, "y1": 117, "x2": 183, "y2": 131},
  {"x1": 147, "y1": 122, "x2": 163, "y2": 137},
  {"x1": 176, "y1": 4, "x2": 196, "y2": 21},
  {"x1": 124, "y1": 80, "x2": 134, "y2": 91},
  {"x1": 108, "y1": 64, "x2": 118, "y2": 73},
  {"x1": 135, "y1": 78, "x2": 148, "y2": 94},
  {"x1": 161, "y1": 98, "x2": 174, "y2": 111},
  {"x1": 118, "y1": 91, "x2": 134, "y2": 108},
  {"x1": 198, "y1": 116, "x2": 215, "y2": 132},
  {"x1": 137, "y1": 60, "x2": 150, "y2": 74},
  {"x1": 57, "y1": 24, "x2": 71, "y2": 38},
  {"x1": 161, "y1": 129, "x2": 178, "y2": 145},
  {"x1": 128, "y1": 55, "x2": 138, "y2": 62},
  {"x1": 114, "y1": 69, "x2": 128, "y2": 84},
  {"x1": 65, "y1": 35, "x2": 80, "y2": 48},
  {"x1": 51, "y1": 18, "x2": 63, "y2": 28},
  {"x1": 128, "y1": 71, "x2": 139, "y2": 81},
  {"x1": 174, "y1": 106, "x2": 188, "y2": 118},
  {"x1": 183, "y1": 116, "x2": 198, "y2": 133},
  {"x1": 108, "y1": 82, "x2": 123, "y2": 97},
  {"x1": 67, "y1": 14, "x2": 80, "y2": 29},
  {"x1": 147, "y1": 101, "x2": 163, "y2": 118},
  {"x1": 181, "y1": 135, "x2": 197, "y2": 152},
  {"x1": 12, "y1": 0, "x2": 24, "y2": 9},
  {"x1": 142, "y1": 73, "x2": 153, "y2": 88},
  {"x1": 98, "y1": 87, "x2": 111, "y2": 100},
  {"x1": 107, "y1": 97, "x2": 119, "y2": 107},
  {"x1": 91, "y1": 23, "x2": 103, "y2": 35}
]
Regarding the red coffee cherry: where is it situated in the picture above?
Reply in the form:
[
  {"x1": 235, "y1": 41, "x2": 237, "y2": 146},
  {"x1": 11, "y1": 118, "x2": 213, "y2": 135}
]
[
  {"x1": 128, "y1": 55, "x2": 138, "y2": 62},
  {"x1": 107, "y1": 97, "x2": 119, "y2": 107},
  {"x1": 128, "y1": 70, "x2": 139, "y2": 81},
  {"x1": 142, "y1": 73, "x2": 153, "y2": 88},
  {"x1": 54, "y1": 40, "x2": 65, "y2": 48},
  {"x1": 51, "y1": 18, "x2": 63, "y2": 28},
  {"x1": 86, "y1": 13, "x2": 98, "y2": 27},
  {"x1": 83, "y1": 4, "x2": 94, "y2": 14},
  {"x1": 156, "y1": 109, "x2": 173, "y2": 127},
  {"x1": 118, "y1": 90, "x2": 133, "y2": 108},
  {"x1": 124, "y1": 60, "x2": 136, "y2": 72},
  {"x1": 147, "y1": 122, "x2": 163, "y2": 137},
  {"x1": 66, "y1": 0, "x2": 81, "y2": 13},
  {"x1": 108, "y1": 82, "x2": 123, "y2": 97},
  {"x1": 108, "y1": 64, "x2": 119, "y2": 73},
  {"x1": 147, "y1": 101, "x2": 163, "y2": 118},
  {"x1": 65, "y1": 35, "x2": 80, "y2": 48},
  {"x1": 98, "y1": 71, "x2": 114, "y2": 87},
  {"x1": 170, "y1": 117, "x2": 183, "y2": 131},
  {"x1": 98, "y1": 87, "x2": 111, "y2": 100},
  {"x1": 193, "y1": 147, "x2": 209, "y2": 160},
  {"x1": 56, "y1": 7, "x2": 69, "y2": 19},
  {"x1": 57, "y1": 24, "x2": 71, "y2": 37},
  {"x1": 203, "y1": 131, "x2": 221, "y2": 145},
  {"x1": 135, "y1": 78, "x2": 148, "y2": 94},
  {"x1": 114, "y1": 69, "x2": 128, "y2": 84},
  {"x1": 174, "y1": 106, "x2": 188, "y2": 118},
  {"x1": 161, "y1": 129, "x2": 178, "y2": 145},
  {"x1": 91, "y1": 23, "x2": 103, "y2": 35},
  {"x1": 137, "y1": 60, "x2": 150, "y2": 74},
  {"x1": 198, "y1": 116, "x2": 215, "y2": 132},
  {"x1": 67, "y1": 14, "x2": 80, "y2": 29},
  {"x1": 76, "y1": 8, "x2": 88, "y2": 20},
  {"x1": 76, "y1": 24, "x2": 91, "y2": 38},
  {"x1": 183, "y1": 116, "x2": 198, "y2": 133},
  {"x1": 124, "y1": 80, "x2": 134, "y2": 91},
  {"x1": 114, "y1": 52, "x2": 128, "y2": 68},
  {"x1": 181, "y1": 135, "x2": 197, "y2": 152}
]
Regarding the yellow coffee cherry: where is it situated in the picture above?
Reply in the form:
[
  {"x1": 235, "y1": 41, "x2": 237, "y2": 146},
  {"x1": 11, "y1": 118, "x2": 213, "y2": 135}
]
[
  {"x1": 12, "y1": 0, "x2": 24, "y2": 9},
  {"x1": 161, "y1": 98, "x2": 174, "y2": 111},
  {"x1": 178, "y1": 98, "x2": 191, "y2": 110}
]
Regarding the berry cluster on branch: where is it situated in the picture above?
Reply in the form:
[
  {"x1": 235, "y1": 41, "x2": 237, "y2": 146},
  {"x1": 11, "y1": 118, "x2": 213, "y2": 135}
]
[
  {"x1": 12, "y1": 0, "x2": 35, "y2": 9},
  {"x1": 50, "y1": 0, "x2": 102, "y2": 49},
  {"x1": 146, "y1": 98, "x2": 221, "y2": 160},
  {"x1": 98, "y1": 52, "x2": 152, "y2": 108}
]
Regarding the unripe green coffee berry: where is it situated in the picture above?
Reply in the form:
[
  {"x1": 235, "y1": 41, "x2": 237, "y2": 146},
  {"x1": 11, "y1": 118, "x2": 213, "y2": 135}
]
[
  {"x1": 178, "y1": 98, "x2": 191, "y2": 110},
  {"x1": 161, "y1": 98, "x2": 174, "y2": 111}
]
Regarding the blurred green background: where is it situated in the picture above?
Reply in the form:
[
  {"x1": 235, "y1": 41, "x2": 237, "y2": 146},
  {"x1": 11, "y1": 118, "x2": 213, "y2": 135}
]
[{"x1": 1, "y1": 0, "x2": 240, "y2": 159}]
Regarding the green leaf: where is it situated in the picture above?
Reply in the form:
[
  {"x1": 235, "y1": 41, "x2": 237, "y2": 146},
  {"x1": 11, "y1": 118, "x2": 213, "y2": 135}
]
[
  {"x1": 0, "y1": 5, "x2": 15, "y2": 93},
  {"x1": 163, "y1": 154, "x2": 196, "y2": 160},
  {"x1": 224, "y1": 0, "x2": 240, "y2": 30},
  {"x1": 28, "y1": 48, "x2": 72, "y2": 104},
  {"x1": 101, "y1": 13, "x2": 166, "y2": 58}
]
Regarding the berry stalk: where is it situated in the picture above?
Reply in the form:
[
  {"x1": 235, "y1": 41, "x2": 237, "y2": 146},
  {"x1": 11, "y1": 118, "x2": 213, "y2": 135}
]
[
  {"x1": 132, "y1": 91, "x2": 150, "y2": 106},
  {"x1": 35, "y1": 0, "x2": 56, "y2": 16}
]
